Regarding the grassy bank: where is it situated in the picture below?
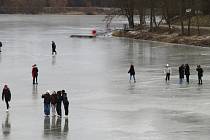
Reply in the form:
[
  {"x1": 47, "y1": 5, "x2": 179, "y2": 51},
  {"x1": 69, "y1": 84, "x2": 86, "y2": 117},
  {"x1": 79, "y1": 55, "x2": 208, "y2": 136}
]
[{"x1": 112, "y1": 26, "x2": 210, "y2": 47}]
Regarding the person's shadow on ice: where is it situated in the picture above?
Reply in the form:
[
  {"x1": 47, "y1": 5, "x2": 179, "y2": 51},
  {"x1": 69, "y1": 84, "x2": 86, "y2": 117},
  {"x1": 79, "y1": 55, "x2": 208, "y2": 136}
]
[{"x1": 2, "y1": 113, "x2": 11, "y2": 137}]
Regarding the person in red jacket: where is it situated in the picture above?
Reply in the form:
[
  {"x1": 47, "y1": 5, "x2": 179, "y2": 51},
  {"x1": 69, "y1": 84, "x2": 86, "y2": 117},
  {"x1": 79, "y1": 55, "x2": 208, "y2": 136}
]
[
  {"x1": 2, "y1": 85, "x2": 11, "y2": 112},
  {"x1": 32, "y1": 64, "x2": 38, "y2": 84}
]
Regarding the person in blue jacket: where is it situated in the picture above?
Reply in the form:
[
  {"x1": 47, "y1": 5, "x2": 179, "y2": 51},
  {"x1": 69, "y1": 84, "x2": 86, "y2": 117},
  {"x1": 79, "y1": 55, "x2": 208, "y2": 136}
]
[{"x1": 42, "y1": 90, "x2": 51, "y2": 116}]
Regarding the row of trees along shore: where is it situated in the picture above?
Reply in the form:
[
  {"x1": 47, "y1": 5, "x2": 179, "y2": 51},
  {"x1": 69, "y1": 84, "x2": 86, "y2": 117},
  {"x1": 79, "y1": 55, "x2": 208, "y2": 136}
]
[
  {"x1": 1, "y1": 0, "x2": 210, "y2": 36},
  {"x1": 0, "y1": 0, "x2": 112, "y2": 14},
  {"x1": 107, "y1": 0, "x2": 210, "y2": 36}
]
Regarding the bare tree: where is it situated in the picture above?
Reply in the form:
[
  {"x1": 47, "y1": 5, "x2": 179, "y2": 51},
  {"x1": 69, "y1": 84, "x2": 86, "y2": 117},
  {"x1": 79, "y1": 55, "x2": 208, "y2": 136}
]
[
  {"x1": 179, "y1": 0, "x2": 186, "y2": 35},
  {"x1": 135, "y1": 0, "x2": 146, "y2": 28},
  {"x1": 111, "y1": 0, "x2": 135, "y2": 29},
  {"x1": 161, "y1": 0, "x2": 178, "y2": 33}
]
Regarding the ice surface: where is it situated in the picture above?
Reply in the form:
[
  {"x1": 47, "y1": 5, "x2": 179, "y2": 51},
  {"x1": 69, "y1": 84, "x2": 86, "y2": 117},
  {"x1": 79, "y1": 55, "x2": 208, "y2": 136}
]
[{"x1": 1, "y1": 15, "x2": 210, "y2": 140}]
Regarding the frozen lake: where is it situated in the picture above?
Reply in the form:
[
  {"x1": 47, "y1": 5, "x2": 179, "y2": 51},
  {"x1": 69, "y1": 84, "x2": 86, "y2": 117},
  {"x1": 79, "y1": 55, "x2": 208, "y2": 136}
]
[{"x1": 1, "y1": 15, "x2": 210, "y2": 140}]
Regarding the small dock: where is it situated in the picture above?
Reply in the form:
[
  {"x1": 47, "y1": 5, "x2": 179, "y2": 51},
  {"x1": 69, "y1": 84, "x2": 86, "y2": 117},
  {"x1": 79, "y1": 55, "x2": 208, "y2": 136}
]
[
  {"x1": 70, "y1": 35, "x2": 96, "y2": 38},
  {"x1": 70, "y1": 29, "x2": 97, "y2": 38}
]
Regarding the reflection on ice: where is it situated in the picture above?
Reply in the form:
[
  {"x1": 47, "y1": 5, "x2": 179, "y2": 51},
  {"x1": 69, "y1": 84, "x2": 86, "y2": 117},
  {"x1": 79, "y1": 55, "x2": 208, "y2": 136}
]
[
  {"x1": 32, "y1": 84, "x2": 38, "y2": 94},
  {"x1": 52, "y1": 55, "x2": 56, "y2": 66},
  {"x1": 0, "y1": 54, "x2": 2, "y2": 63},
  {"x1": 63, "y1": 118, "x2": 69, "y2": 135},
  {"x1": 43, "y1": 116, "x2": 69, "y2": 139},
  {"x1": 32, "y1": 84, "x2": 38, "y2": 99},
  {"x1": 55, "y1": 117, "x2": 62, "y2": 136},
  {"x1": 128, "y1": 82, "x2": 135, "y2": 91},
  {"x1": 2, "y1": 113, "x2": 11, "y2": 137},
  {"x1": 43, "y1": 116, "x2": 50, "y2": 136}
]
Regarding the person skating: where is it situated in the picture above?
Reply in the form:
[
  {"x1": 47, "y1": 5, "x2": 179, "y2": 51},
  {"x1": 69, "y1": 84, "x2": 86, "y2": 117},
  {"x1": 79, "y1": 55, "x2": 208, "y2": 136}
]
[
  {"x1": 56, "y1": 91, "x2": 63, "y2": 117},
  {"x1": 196, "y1": 65, "x2": 203, "y2": 85},
  {"x1": 32, "y1": 64, "x2": 38, "y2": 84},
  {"x1": 2, "y1": 85, "x2": 11, "y2": 112},
  {"x1": 179, "y1": 64, "x2": 185, "y2": 84},
  {"x1": 51, "y1": 91, "x2": 57, "y2": 116},
  {"x1": 128, "y1": 64, "x2": 136, "y2": 83},
  {"x1": 52, "y1": 41, "x2": 57, "y2": 55},
  {"x1": 62, "y1": 90, "x2": 69, "y2": 117},
  {"x1": 42, "y1": 90, "x2": 51, "y2": 116},
  {"x1": 164, "y1": 64, "x2": 172, "y2": 82},
  {"x1": 185, "y1": 64, "x2": 190, "y2": 83},
  {"x1": 0, "y1": 41, "x2": 2, "y2": 52}
]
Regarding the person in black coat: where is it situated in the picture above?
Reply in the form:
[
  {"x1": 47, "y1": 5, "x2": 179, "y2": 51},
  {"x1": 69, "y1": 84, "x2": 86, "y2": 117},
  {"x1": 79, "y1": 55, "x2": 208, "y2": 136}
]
[
  {"x1": 196, "y1": 65, "x2": 203, "y2": 85},
  {"x1": 56, "y1": 91, "x2": 63, "y2": 117},
  {"x1": 52, "y1": 41, "x2": 57, "y2": 55},
  {"x1": 62, "y1": 90, "x2": 69, "y2": 117},
  {"x1": 179, "y1": 64, "x2": 185, "y2": 84},
  {"x1": 185, "y1": 64, "x2": 190, "y2": 83},
  {"x1": 0, "y1": 41, "x2": 2, "y2": 52},
  {"x1": 128, "y1": 64, "x2": 136, "y2": 83},
  {"x1": 2, "y1": 85, "x2": 11, "y2": 111}
]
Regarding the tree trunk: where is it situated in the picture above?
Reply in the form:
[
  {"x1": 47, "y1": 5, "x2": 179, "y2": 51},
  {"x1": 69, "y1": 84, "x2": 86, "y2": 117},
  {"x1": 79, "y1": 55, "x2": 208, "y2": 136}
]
[
  {"x1": 196, "y1": 10, "x2": 200, "y2": 35},
  {"x1": 166, "y1": 7, "x2": 171, "y2": 33},
  {"x1": 138, "y1": 8, "x2": 144, "y2": 28},
  {"x1": 187, "y1": 13, "x2": 191, "y2": 36},
  {"x1": 150, "y1": 7, "x2": 154, "y2": 31},
  {"x1": 128, "y1": 15, "x2": 134, "y2": 29},
  {"x1": 153, "y1": 11, "x2": 158, "y2": 29},
  {"x1": 180, "y1": 0, "x2": 185, "y2": 35}
]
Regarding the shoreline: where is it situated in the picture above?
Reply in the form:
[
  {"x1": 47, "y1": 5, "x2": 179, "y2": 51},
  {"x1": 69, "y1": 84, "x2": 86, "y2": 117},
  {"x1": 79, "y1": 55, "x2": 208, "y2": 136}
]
[
  {"x1": 112, "y1": 27, "x2": 210, "y2": 47},
  {"x1": 0, "y1": 7, "x2": 110, "y2": 15},
  {"x1": 0, "y1": 12, "x2": 106, "y2": 15}
]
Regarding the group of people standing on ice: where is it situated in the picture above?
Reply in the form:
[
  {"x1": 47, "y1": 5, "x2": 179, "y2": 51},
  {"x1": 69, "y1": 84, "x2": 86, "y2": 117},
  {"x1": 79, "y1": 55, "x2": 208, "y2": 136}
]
[
  {"x1": 128, "y1": 64, "x2": 204, "y2": 85},
  {"x1": 164, "y1": 64, "x2": 204, "y2": 84},
  {"x1": 42, "y1": 90, "x2": 69, "y2": 117},
  {"x1": 178, "y1": 64, "x2": 190, "y2": 84}
]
